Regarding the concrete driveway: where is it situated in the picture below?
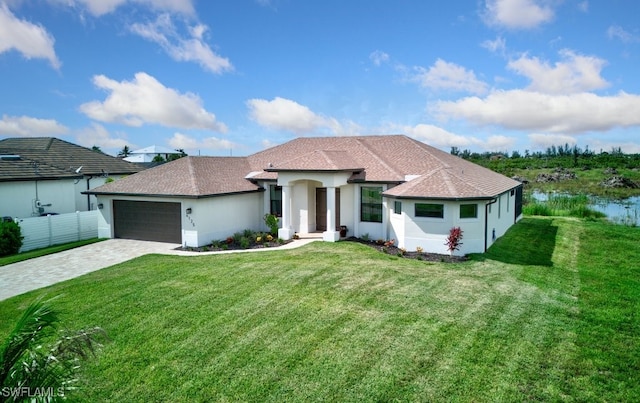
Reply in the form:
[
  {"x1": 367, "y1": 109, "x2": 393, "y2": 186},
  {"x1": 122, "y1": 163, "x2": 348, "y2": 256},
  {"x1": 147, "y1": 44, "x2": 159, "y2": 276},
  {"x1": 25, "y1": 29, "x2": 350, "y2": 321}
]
[{"x1": 0, "y1": 237, "x2": 317, "y2": 301}]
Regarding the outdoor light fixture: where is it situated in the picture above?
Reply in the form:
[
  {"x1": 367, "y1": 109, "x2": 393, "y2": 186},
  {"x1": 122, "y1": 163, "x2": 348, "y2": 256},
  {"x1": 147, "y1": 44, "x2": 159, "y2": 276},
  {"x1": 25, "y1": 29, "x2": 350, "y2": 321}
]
[
  {"x1": 98, "y1": 203, "x2": 104, "y2": 209},
  {"x1": 186, "y1": 208, "x2": 192, "y2": 214}
]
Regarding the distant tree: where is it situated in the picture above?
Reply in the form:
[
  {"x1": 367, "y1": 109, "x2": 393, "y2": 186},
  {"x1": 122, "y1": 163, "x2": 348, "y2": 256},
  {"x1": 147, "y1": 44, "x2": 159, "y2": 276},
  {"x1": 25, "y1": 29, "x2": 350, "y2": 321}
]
[
  {"x1": 511, "y1": 150, "x2": 521, "y2": 159},
  {"x1": 167, "y1": 149, "x2": 187, "y2": 162},
  {"x1": 152, "y1": 155, "x2": 165, "y2": 162},
  {"x1": 91, "y1": 145, "x2": 103, "y2": 154},
  {"x1": 450, "y1": 146, "x2": 460, "y2": 156},
  {"x1": 117, "y1": 145, "x2": 132, "y2": 158}
]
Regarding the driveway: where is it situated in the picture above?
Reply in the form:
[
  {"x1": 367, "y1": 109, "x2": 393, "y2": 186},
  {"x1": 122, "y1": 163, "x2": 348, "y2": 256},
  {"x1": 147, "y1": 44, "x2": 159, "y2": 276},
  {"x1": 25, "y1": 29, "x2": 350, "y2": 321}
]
[{"x1": 0, "y1": 237, "x2": 318, "y2": 301}]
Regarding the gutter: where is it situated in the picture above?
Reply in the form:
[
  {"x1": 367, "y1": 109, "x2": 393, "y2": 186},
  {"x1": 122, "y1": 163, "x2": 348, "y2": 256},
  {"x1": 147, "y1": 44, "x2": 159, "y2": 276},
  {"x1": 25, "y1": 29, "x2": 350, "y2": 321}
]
[{"x1": 484, "y1": 198, "x2": 498, "y2": 252}]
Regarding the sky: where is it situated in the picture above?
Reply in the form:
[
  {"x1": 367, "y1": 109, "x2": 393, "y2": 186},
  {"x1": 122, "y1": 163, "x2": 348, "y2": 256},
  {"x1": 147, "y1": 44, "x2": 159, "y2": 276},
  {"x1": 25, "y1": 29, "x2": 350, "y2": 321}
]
[{"x1": 1, "y1": 0, "x2": 640, "y2": 157}]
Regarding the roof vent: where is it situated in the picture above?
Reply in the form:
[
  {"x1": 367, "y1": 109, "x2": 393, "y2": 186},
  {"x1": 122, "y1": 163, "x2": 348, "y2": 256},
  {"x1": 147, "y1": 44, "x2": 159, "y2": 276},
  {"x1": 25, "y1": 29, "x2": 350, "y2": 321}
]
[{"x1": 0, "y1": 154, "x2": 21, "y2": 161}]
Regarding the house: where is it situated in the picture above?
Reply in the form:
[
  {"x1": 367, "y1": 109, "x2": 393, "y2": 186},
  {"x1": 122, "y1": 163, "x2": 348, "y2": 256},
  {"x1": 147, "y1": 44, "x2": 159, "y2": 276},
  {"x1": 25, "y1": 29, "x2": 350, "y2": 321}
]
[
  {"x1": 0, "y1": 137, "x2": 142, "y2": 218},
  {"x1": 86, "y1": 135, "x2": 523, "y2": 255},
  {"x1": 123, "y1": 145, "x2": 182, "y2": 163}
]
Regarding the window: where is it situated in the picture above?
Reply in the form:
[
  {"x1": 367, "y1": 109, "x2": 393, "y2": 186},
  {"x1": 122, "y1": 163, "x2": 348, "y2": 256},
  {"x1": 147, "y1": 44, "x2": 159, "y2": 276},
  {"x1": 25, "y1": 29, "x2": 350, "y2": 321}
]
[
  {"x1": 415, "y1": 203, "x2": 444, "y2": 218},
  {"x1": 361, "y1": 186, "x2": 383, "y2": 222},
  {"x1": 270, "y1": 185, "x2": 282, "y2": 217},
  {"x1": 460, "y1": 203, "x2": 478, "y2": 219},
  {"x1": 394, "y1": 201, "x2": 402, "y2": 215}
]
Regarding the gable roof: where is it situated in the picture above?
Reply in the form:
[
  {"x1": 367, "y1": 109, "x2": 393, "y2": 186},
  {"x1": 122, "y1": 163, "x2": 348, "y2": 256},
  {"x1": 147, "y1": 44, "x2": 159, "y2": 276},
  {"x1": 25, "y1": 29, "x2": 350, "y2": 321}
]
[
  {"x1": 87, "y1": 156, "x2": 262, "y2": 198},
  {"x1": 87, "y1": 135, "x2": 520, "y2": 200},
  {"x1": 0, "y1": 137, "x2": 141, "y2": 181},
  {"x1": 130, "y1": 145, "x2": 179, "y2": 155}
]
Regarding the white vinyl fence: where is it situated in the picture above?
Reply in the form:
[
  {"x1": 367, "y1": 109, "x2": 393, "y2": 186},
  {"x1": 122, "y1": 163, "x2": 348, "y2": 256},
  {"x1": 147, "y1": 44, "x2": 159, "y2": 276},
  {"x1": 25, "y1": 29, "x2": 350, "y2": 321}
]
[{"x1": 16, "y1": 211, "x2": 99, "y2": 253}]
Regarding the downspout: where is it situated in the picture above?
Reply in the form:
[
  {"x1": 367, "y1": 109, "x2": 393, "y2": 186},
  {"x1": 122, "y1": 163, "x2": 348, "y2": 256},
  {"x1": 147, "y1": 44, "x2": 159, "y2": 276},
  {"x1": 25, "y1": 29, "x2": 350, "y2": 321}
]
[
  {"x1": 86, "y1": 175, "x2": 93, "y2": 210},
  {"x1": 484, "y1": 198, "x2": 498, "y2": 252}
]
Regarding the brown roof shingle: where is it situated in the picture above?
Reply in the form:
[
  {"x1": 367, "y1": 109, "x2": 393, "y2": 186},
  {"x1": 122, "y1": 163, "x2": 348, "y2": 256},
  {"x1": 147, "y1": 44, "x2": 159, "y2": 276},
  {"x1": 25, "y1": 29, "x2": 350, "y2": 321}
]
[
  {"x1": 0, "y1": 137, "x2": 141, "y2": 181},
  {"x1": 87, "y1": 135, "x2": 520, "y2": 199},
  {"x1": 88, "y1": 156, "x2": 261, "y2": 197}
]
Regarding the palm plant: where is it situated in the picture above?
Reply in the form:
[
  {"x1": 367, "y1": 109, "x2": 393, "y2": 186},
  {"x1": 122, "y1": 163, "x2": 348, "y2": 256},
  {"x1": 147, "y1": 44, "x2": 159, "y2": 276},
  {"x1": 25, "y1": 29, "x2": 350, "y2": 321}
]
[{"x1": 0, "y1": 297, "x2": 106, "y2": 402}]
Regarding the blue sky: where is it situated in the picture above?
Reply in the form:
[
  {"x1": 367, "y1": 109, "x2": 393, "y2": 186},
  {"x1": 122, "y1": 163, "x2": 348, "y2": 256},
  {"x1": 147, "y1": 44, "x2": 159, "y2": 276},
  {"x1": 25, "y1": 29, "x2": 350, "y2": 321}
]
[{"x1": 1, "y1": 0, "x2": 640, "y2": 157}]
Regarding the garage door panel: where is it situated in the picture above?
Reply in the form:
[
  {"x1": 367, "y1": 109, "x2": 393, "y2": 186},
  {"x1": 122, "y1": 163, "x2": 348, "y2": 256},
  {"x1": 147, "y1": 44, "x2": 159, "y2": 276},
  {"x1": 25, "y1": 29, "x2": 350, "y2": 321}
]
[{"x1": 113, "y1": 200, "x2": 181, "y2": 243}]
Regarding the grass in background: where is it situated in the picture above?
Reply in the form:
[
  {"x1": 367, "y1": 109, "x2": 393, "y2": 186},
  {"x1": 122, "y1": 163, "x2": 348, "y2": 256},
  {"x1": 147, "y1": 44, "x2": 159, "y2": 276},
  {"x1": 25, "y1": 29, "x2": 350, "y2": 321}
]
[
  {"x1": 523, "y1": 193, "x2": 607, "y2": 220},
  {"x1": 0, "y1": 238, "x2": 103, "y2": 267},
  {"x1": 0, "y1": 218, "x2": 638, "y2": 401}
]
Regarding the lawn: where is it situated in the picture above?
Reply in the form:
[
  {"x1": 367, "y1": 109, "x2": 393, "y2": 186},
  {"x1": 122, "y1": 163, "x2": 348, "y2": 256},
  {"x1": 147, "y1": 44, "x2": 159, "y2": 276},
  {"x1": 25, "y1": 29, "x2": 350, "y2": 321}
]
[{"x1": 0, "y1": 217, "x2": 638, "y2": 401}]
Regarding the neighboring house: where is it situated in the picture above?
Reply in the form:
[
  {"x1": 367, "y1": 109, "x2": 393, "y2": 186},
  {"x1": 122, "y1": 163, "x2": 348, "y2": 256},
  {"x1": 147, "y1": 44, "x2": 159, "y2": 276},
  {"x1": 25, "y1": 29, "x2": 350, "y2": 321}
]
[
  {"x1": 123, "y1": 145, "x2": 182, "y2": 163},
  {"x1": 86, "y1": 135, "x2": 523, "y2": 255},
  {"x1": 0, "y1": 137, "x2": 142, "y2": 218}
]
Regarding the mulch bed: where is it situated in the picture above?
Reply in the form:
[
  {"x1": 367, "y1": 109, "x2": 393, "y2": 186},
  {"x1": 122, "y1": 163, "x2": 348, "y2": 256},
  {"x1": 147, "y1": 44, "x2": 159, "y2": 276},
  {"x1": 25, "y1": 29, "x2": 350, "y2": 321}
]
[
  {"x1": 345, "y1": 237, "x2": 467, "y2": 263},
  {"x1": 176, "y1": 236, "x2": 466, "y2": 263}
]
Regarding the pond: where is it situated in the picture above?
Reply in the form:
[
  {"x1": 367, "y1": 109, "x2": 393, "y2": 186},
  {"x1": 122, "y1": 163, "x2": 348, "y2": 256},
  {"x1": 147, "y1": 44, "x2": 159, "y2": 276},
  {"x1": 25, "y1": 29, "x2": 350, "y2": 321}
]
[{"x1": 530, "y1": 192, "x2": 640, "y2": 226}]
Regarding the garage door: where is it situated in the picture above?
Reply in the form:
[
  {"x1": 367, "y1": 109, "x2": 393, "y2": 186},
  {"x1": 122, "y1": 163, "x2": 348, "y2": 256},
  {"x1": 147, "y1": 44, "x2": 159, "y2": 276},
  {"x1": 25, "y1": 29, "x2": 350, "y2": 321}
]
[{"x1": 113, "y1": 200, "x2": 181, "y2": 243}]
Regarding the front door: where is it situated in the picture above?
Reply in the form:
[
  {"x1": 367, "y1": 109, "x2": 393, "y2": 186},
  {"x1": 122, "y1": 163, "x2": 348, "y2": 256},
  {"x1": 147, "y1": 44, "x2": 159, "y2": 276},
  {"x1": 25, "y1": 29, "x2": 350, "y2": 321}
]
[{"x1": 316, "y1": 188, "x2": 340, "y2": 231}]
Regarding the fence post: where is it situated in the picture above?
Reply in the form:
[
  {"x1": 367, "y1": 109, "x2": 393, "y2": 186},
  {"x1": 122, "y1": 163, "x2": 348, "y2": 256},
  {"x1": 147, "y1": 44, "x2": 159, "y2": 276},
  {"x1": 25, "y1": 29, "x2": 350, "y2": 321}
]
[{"x1": 48, "y1": 214, "x2": 53, "y2": 247}]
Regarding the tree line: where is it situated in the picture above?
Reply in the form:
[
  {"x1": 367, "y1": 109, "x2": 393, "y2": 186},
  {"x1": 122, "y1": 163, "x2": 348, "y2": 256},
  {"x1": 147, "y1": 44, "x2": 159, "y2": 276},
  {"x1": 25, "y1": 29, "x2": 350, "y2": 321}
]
[{"x1": 450, "y1": 144, "x2": 640, "y2": 171}]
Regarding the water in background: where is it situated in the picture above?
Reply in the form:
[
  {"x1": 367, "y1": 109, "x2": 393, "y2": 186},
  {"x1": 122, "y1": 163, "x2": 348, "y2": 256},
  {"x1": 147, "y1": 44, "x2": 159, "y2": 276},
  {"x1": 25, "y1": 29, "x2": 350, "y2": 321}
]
[{"x1": 530, "y1": 192, "x2": 640, "y2": 226}]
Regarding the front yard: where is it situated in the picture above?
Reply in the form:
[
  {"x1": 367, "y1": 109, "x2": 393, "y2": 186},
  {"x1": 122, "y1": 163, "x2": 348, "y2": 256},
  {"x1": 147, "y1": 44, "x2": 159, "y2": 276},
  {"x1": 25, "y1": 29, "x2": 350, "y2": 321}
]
[{"x1": 0, "y1": 217, "x2": 638, "y2": 401}]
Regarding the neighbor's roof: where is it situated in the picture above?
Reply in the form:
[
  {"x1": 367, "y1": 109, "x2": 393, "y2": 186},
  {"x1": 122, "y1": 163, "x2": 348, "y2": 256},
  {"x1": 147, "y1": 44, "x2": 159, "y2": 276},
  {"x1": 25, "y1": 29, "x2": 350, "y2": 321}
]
[
  {"x1": 86, "y1": 156, "x2": 262, "y2": 198},
  {"x1": 87, "y1": 135, "x2": 520, "y2": 199},
  {"x1": 130, "y1": 145, "x2": 179, "y2": 154},
  {"x1": 0, "y1": 137, "x2": 141, "y2": 181}
]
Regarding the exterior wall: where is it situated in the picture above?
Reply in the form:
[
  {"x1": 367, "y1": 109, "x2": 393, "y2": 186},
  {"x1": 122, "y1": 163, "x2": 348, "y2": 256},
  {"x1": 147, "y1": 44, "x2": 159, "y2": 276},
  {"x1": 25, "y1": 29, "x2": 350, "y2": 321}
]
[
  {"x1": 184, "y1": 193, "x2": 262, "y2": 247},
  {"x1": 485, "y1": 189, "x2": 520, "y2": 251},
  {"x1": 96, "y1": 192, "x2": 263, "y2": 247},
  {"x1": 1, "y1": 176, "x2": 129, "y2": 219},
  {"x1": 395, "y1": 199, "x2": 485, "y2": 255},
  {"x1": 388, "y1": 189, "x2": 520, "y2": 255},
  {"x1": 352, "y1": 183, "x2": 386, "y2": 241},
  {"x1": 1, "y1": 179, "x2": 78, "y2": 218}
]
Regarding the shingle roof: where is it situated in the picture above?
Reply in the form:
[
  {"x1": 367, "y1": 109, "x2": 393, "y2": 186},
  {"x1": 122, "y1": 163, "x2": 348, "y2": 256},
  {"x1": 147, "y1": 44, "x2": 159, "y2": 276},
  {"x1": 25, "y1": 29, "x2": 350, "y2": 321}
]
[
  {"x1": 0, "y1": 137, "x2": 141, "y2": 181},
  {"x1": 87, "y1": 135, "x2": 520, "y2": 199},
  {"x1": 87, "y1": 156, "x2": 262, "y2": 198}
]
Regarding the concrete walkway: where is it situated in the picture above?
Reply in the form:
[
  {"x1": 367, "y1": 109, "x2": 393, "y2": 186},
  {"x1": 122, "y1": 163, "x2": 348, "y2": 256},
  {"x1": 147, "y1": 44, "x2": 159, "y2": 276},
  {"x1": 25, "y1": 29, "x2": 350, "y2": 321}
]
[{"x1": 0, "y1": 237, "x2": 319, "y2": 302}]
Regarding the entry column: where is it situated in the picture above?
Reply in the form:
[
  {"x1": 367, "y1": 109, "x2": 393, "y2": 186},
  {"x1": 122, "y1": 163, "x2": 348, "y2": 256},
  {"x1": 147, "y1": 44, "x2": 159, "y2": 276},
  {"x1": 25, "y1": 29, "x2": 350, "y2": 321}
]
[
  {"x1": 323, "y1": 186, "x2": 340, "y2": 242},
  {"x1": 278, "y1": 185, "x2": 293, "y2": 240}
]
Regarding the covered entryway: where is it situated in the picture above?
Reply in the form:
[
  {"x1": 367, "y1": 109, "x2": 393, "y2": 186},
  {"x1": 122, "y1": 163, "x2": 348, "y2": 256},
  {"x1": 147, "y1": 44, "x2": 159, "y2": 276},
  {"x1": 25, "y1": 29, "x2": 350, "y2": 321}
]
[
  {"x1": 316, "y1": 188, "x2": 340, "y2": 231},
  {"x1": 113, "y1": 200, "x2": 181, "y2": 243}
]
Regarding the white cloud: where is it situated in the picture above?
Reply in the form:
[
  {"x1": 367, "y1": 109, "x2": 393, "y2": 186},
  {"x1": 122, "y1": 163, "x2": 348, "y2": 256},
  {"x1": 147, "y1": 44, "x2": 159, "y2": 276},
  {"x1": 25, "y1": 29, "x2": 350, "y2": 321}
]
[
  {"x1": 508, "y1": 50, "x2": 609, "y2": 94},
  {"x1": 0, "y1": 3, "x2": 60, "y2": 69},
  {"x1": 577, "y1": 1, "x2": 589, "y2": 13},
  {"x1": 433, "y1": 90, "x2": 640, "y2": 134},
  {"x1": 607, "y1": 25, "x2": 640, "y2": 43},
  {"x1": 369, "y1": 50, "x2": 390, "y2": 66},
  {"x1": 48, "y1": 0, "x2": 195, "y2": 17},
  {"x1": 79, "y1": 72, "x2": 227, "y2": 132},
  {"x1": 481, "y1": 36, "x2": 506, "y2": 55},
  {"x1": 411, "y1": 59, "x2": 488, "y2": 95},
  {"x1": 483, "y1": 0, "x2": 554, "y2": 29},
  {"x1": 168, "y1": 132, "x2": 240, "y2": 153},
  {"x1": 528, "y1": 133, "x2": 577, "y2": 149},
  {"x1": 74, "y1": 122, "x2": 131, "y2": 151},
  {"x1": 0, "y1": 115, "x2": 68, "y2": 136},
  {"x1": 484, "y1": 135, "x2": 517, "y2": 152},
  {"x1": 246, "y1": 97, "x2": 360, "y2": 135},
  {"x1": 130, "y1": 14, "x2": 232, "y2": 74},
  {"x1": 399, "y1": 124, "x2": 479, "y2": 148}
]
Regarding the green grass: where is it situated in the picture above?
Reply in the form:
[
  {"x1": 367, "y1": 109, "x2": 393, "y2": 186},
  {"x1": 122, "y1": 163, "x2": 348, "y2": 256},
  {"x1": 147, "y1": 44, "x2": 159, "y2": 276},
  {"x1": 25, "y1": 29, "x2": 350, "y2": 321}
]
[
  {"x1": 0, "y1": 218, "x2": 638, "y2": 401},
  {"x1": 0, "y1": 238, "x2": 104, "y2": 267},
  {"x1": 523, "y1": 193, "x2": 607, "y2": 220}
]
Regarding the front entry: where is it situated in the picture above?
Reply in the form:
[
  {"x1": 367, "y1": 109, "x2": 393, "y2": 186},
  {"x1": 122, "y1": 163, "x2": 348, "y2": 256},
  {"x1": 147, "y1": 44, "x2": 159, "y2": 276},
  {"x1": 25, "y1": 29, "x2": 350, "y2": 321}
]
[{"x1": 316, "y1": 188, "x2": 340, "y2": 231}]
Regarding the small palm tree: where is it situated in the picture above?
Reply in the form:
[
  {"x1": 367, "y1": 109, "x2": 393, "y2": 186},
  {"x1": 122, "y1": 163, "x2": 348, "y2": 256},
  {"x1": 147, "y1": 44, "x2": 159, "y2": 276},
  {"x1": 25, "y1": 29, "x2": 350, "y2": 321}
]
[
  {"x1": 117, "y1": 145, "x2": 132, "y2": 158},
  {"x1": 0, "y1": 297, "x2": 107, "y2": 402}
]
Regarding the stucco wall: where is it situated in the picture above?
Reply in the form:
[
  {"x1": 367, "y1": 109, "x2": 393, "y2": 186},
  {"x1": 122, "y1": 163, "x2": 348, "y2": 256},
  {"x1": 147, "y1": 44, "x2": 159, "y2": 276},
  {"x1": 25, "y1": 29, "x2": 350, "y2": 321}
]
[
  {"x1": 1, "y1": 179, "x2": 78, "y2": 218},
  {"x1": 184, "y1": 193, "x2": 263, "y2": 247}
]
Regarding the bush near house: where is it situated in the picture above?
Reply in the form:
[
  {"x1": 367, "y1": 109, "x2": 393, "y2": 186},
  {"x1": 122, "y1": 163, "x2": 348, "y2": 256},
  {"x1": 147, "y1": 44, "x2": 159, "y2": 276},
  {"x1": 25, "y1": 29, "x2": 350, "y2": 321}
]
[{"x1": 0, "y1": 220, "x2": 23, "y2": 257}]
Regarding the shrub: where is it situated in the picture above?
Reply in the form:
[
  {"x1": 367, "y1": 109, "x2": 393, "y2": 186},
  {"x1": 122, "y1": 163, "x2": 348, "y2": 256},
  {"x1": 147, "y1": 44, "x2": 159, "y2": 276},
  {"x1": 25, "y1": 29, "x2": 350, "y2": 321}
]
[
  {"x1": 0, "y1": 220, "x2": 23, "y2": 256},
  {"x1": 243, "y1": 229, "x2": 254, "y2": 238},
  {"x1": 264, "y1": 214, "x2": 279, "y2": 236},
  {"x1": 239, "y1": 237, "x2": 251, "y2": 249},
  {"x1": 445, "y1": 227, "x2": 464, "y2": 256}
]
